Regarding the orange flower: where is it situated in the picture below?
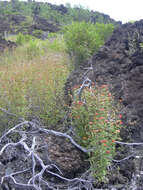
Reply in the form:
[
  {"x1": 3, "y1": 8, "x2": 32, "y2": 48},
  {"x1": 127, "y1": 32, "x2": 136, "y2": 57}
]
[
  {"x1": 100, "y1": 140, "x2": 107, "y2": 143},
  {"x1": 119, "y1": 114, "x2": 122, "y2": 119},
  {"x1": 78, "y1": 101, "x2": 83, "y2": 105},
  {"x1": 106, "y1": 150, "x2": 110, "y2": 154},
  {"x1": 101, "y1": 85, "x2": 108, "y2": 88},
  {"x1": 103, "y1": 144, "x2": 107, "y2": 146},
  {"x1": 99, "y1": 117, "x2": 104, "y2": 120},
  {"x1": 112, "y1": 139, "x2": 115, "y2": 143}
]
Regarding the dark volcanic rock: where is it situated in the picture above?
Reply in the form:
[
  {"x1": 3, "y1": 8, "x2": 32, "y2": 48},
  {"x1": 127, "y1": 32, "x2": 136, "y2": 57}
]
[
  {"x1": 48, "y1": 3, "x2": 68, "y2": 15},
  {"x1": 91, "y1": 20, "x2": 143, "y2": 141},
  {"x1": 0, "y1": 14, "x2": 59, "y2": 38},
  {"x1": 0, "y1": 37, "x2": 16, "y2": 52},
  {"x1": 29, "y1": 16, "x2": 59, "y2": 33}
]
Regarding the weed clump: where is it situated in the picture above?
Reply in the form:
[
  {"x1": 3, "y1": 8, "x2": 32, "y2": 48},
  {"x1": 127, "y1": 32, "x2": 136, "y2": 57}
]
[
  {"x1": 63, "y1": 21, "x2": 114, "y2": 67},
  {"x1": 70, "y1": 84, "x2": 122, "y2": 182}
]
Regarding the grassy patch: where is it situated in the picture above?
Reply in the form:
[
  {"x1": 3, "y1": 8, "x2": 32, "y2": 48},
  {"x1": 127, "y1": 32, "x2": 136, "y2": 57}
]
[{"x1": 0, "y1": 35, "x2": 69, "y2": 132}]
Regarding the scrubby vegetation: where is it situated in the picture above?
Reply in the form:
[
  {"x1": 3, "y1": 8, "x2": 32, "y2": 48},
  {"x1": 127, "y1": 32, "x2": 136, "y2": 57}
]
[
  {"x1": 70, "y1": 84, "x2": 122, "y2": 181},
  {"x1": 0, "y1": 1, "x2": 126, "y2": 189},
  {"x1": 0, "y1": 1, "x2": 120, "y2": 26},
  {"x1": 0, "y1": 24, "x2": 123, "y2": 185},
  {"x1": 63, "y1": 21, "x2": 114, "y2": 66},
  {"x1": 0, "y1": 34, "x2": 69, "y2": 132}
]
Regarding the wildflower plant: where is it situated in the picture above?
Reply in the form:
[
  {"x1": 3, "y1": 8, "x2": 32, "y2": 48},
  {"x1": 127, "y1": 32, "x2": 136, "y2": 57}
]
[{"x1": 70, "y1": 84, "x2": 122, "y2": 182}]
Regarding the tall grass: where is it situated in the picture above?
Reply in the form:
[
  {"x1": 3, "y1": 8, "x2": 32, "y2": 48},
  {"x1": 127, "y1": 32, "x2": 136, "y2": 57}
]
[{"x1": 0, "y1": 35, "x2": 69, "y2": 132}]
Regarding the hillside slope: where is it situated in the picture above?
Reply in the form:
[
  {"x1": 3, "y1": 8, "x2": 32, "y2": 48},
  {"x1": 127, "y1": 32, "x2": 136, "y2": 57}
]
[{"x1": 0, "y1": 1, "x2": 121, "y2": 38}]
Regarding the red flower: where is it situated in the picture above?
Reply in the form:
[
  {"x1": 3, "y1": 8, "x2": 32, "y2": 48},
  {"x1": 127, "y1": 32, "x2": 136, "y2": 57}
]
[
  {"x1": 106, "y1": 150, "x2": 110, "y2": 154},
  {"x1": 78, "y1": 101, "x2": 83, "y2": 105},
  {"x1": 120, "y1": 121, "x2": 123, "y2": 125},
  {"x1": 103, "y1": 144, "x2": 107, "y2": 146},
  {"x1": 119, "y1": 114, "x2": 122, "y2": 119},
  {"x1": 99, "y1": 117, "x2": 104, "y2": 120},
  {"x1": 100, "y1": 140, "x2": 107, "y2": 143}
]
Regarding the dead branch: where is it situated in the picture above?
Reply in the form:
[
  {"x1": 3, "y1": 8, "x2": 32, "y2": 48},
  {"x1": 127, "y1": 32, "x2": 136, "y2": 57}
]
[
  {"x1": 115, "y1": 141, "x2": 143, "y2": 146},
  {"x1": 0, "y1": 121, "x2": 94, "y2": 190}
]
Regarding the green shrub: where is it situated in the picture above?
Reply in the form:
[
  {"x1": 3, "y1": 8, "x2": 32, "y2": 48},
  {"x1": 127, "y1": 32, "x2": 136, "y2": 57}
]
[
  {"x1": 63, "y1": 21, "x2": 114, "y2": 67},
  {"x1": 44, "y1": 35, "x2": 67, "y2": 52},
  {"x1": 32, "y1": 30, "x2": 43, "y2": 38},
  {"x1": 48, "y1": 32, "x2": 57, "y2": 38},
  {"x1": 25, "y1": 39, "x2": 41, "y2": 58},
  {"x1": 70, "y1": 84, "x2": 122, "y2": 182},
  {"x1": 16, "y1": 33, "x2": 34, "y2": 45}
]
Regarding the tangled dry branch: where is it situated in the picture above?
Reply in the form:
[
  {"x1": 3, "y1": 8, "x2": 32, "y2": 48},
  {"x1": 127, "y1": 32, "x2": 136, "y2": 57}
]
[{"x1": 0, "y1": 121, "x2": 95, "y2": 190}]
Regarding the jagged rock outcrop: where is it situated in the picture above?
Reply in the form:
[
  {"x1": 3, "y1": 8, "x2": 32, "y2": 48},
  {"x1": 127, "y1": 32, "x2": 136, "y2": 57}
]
[
  {"x1": 0, "y1": 37, "x2": 16, "y2": 52},
  {"x1": 0, "y1": 14, "x2": 59, "y2": 38},
  {"x1": 47, "y1": 3, "x2": 68, "y2": 15},
  {"x1": 92, "y1": 20, "x2": 143, "y2": 141},
  {"x1": 29, "y1": 16, "x2": 59, "y2": 33}
]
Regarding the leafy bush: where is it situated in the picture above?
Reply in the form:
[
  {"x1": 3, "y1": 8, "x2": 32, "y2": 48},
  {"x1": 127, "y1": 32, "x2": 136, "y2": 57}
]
[
  {"x1": 44, "y1": 35, "x2": 67, "y2": 52},
  {"x1": 63, "y1": 21, "x2": 114, "y2": 67},
  {"x1": 16, "y1": 33, "x2": 34, "y2": 45},
  {"x1": 70, "y1": 84, "x2": 122, "y2": 182},
  {"x1": 32, "y1": 30, "x2": 43, "y2": 38},
  {"x1": 25, "y1": 39, "x2": 41, "y2": 58}
]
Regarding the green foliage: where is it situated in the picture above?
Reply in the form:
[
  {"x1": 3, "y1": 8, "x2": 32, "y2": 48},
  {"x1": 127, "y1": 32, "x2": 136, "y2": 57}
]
[
  {"x1": 140, "y1": 43, "x2": 143, "y2": 49},
  {"x1": 32, "y1": 30, "x2": 43, "y2": 38},
  {"x1": 0, "y1": 36, "x2": 69, "y2": 131},
  {"x1": 63, "y1": 21, "x2": 114, "y2": 66},
  {"x1": 70, "y1": 84, "x2": 122, "y2": 182},
  {"x1": 0, "y1": 1, "x2": 119, "y2": 27},
  {"x1": 25, "y1": 39, "x2": 41, "y2": 58},
  {"x1": 44, "y1": 35, "x2": 67, "y2": 52},
  {"x1": 16, "y1": 33, "x2": 34, "y2": 45}
]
